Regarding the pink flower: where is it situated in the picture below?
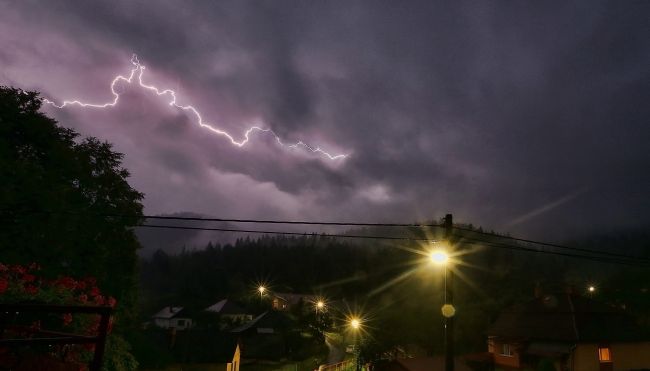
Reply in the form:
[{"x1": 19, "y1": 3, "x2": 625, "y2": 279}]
[
  {"x1": 83, "y1": 343, "x2": 96, "y2": 352},
  {"x1": 57, "y1": 277, "x2": 76, "y2": 290},
  {"x1": 89, "y1": 286, "x2": 100, "y2": 297},
  {"x1": 22, "y1": 274, "x2": 36, "y2": 282},
  {"x1": 12, "y1": 265, "x2": 26, "y2": 275},
  {"x1": 78, "y1": 294, "x2": 88, "y2": 303},
  {"x1": 0, "y1": 279, "x2": 8, "y2": 294},
  {"x1": 62, "y1": 313, "x2": 73, "y2": 326},
  {"x1": 93, "y1": 295, "x2": 105, "y2": 306},
  {"x1": 24, "y1": 285, "x2": 38, "y2": 295}
]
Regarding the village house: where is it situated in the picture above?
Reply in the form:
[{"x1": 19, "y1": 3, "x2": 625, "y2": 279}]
[
  {"x1": 487, "y1": 289, "x2": 650, "y2": 371},
  {"x1": 151, "y1": 306, "x2": 193, "y2": 330},
  {"x1": 204, "y1": 299, "x2": 253, "y2": 329},
  {"x1": 271, "y1": 292, "x2": 318, "y2": 311}
]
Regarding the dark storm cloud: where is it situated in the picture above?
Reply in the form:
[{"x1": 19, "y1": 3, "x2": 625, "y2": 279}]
[{"x1": 1, "y1": 0, "x2": 648, "y2": 243}]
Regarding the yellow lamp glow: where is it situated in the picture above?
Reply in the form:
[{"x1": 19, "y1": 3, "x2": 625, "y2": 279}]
[
  {"x1": 350, "y1": 318, "x2": 361, "y2": 330},
  {"x1": 441, "y1": 304, "x2": 456, "y2": 318},
  {"x1": 430, "y1": 250, "x2": 449, "y2": 265}
]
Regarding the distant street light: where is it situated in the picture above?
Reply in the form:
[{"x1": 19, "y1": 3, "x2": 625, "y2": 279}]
[
  {"x1": 316, "y1": 300, "x2": 325, "y2": 311},
  {"x1": 588, "y1": 285, "x2": 596, "y2": 293},
  {"x1": 350, "y1": 318, "x2": 360, "y2": 330},
  {"x1": 258, "y1": 285, "x2": 266, "y2": 299}
]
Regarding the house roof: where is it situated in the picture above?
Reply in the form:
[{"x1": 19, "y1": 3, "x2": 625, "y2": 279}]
[
  {"x1": 204, "y1": 299, "x2": 247, "y2": 315},
  {"x1": 152, "y1": 306, "x2": 186, "y2": 319},
  {"x1": 488, "y1": 293, "x2": 648, "y2": 342},
  {"x1": 231, "y1": 310, "x2": 293, "y2": 333},
  {"x1": 273, "y1": 292, "x2": 317, "y2": 306}
]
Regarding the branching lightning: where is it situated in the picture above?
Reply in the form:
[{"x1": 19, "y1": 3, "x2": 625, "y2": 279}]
[{"x1": 42, "y1": 55, "x2": 347, "y2": 161}]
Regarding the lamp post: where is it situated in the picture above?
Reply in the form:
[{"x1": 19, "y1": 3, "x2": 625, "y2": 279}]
[
  {"x1": 258, "y1": 285, "x2": 266, "y2": 301},
  {"x1": 429, "y1": 247, "x2": 454, "y2": 370},
  {"x1": 443, "y1": 214, "x2": 454, "y2": 371},
  {"x1": 315, "y1": 300, "x2": 326, "y2": 335},
  {"x1": 427, "y1": 214, "x2": 456, "y2": 371},
  {"x1": 349, "y1": 318, "x2": 361, "y2": 371}
]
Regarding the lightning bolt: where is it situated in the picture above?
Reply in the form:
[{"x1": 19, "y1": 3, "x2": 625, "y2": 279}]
[{"x1": 42, "y1": 54, "x2": 348, "y2": 161}]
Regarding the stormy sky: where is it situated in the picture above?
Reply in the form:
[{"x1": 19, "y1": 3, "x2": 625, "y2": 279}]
[{"x1": 1, "y1": 1, "x2": 648, "y2": 242}]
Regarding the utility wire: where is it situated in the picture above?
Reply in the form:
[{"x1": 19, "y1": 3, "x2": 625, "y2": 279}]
[
  {"x1": 134, "y1": 223, "x2": 650, "y2": 268},
  {"x1": 450, "y1": 225, "x2": 648, "y2": 262},
  {"x1": 136, "y1": 224, "x2": 439, "y2": 243},
  {"x1": 4, "y1": 208, "x2": 648, "y2": 263},
  {"x1": 458, "y1": 236, "x2": 649, "y2": 268}
]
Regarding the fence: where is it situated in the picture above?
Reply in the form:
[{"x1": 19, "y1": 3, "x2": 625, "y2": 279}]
[
  {"x1": 0, "y1": 303, "x2": 112, "y2": 371},
  {"x1": 318, "y1": 359, "x2": 356, "y2": 371}
]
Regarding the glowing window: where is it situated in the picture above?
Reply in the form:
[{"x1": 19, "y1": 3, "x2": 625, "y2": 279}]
[
  {"x1": 501, "y1": 343, "x2": 513, "y2": 356},
  {"x1": 598, "y1": 347, "x2": 611, "y2": 362}
]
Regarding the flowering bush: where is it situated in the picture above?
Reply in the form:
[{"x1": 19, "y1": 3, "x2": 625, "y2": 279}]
[{"x1": 0, "y1": 263, "x2": 116, "y2": 370}]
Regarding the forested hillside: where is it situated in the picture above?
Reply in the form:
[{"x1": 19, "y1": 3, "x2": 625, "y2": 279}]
[{"x1": 139, "y1": 225, "x2": 650, "y2": 355}]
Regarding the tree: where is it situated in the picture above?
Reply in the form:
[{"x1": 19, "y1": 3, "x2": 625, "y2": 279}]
[{"x1": 0, "y1": 86, "x2": 144, "y2": 315}]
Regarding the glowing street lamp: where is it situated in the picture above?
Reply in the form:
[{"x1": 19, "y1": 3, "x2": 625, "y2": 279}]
[
  {"x1": 588, "y1": 285, "x2": 596, "y2": 293},
  {"x1": 258, "y1": 285, "x2": 266, "y2": 299},
  {"x1": 348, "y1": 317, "x2": 362, "y2": 371},
  {"x1": 430, "y1": 250, "x2": 450, "y2": 265}
]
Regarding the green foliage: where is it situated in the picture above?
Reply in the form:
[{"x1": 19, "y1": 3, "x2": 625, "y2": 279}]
[
  {"x1": 0, "y1": 86, "x2": 144, "y2": 370},
  {"x1": 103, "y1": 334, "x2": 139, "y2": 371},
  {"x1": 0, "y1": 86, "x2": 144, "y2": 317}
]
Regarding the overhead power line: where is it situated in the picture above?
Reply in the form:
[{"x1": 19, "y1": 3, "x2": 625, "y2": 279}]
[
  {"x1": 5, "y1": 208, "x2": 648, "y2": 263},
  {"x1": 133, "y1": 215, "x2": 650, "y2": 263},
  {"x1": 134, "y1": 223, "x2": 650, "y2": 268},
  {"x1": 459, "y1": 236, "x2": 649, "y2": 268},
  {"x1": 136, "y1": 224, "x2": 439, "y2": 243},
  {"x1": 450, "y1": 225, "x2": 647, "y2": 262}
]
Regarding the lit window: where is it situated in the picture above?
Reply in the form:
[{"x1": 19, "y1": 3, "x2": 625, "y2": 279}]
[
  {"x1": 501, "y1": 343, "x2": 513, "y2": 356},
  {"x1": 598, "y1": 347, "x2": 611, "y2": 362}
]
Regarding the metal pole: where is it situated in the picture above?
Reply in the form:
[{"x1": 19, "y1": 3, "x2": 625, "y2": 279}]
[{"x1": 444, "y1": 214, "x2": 454, "y2": 371}]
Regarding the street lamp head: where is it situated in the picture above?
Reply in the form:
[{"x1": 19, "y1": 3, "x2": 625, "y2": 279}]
[
  {"x1": 350, "y1": 318, "x2": 361, "y2": 330},
  {"x1": 588, "y1": 285, "x2": 595, "y2": 293},
  {"x1": 258, "y1": 286, "x2": 266, "y2": 294},
  {"x1": 429, "y1": 250, "x2": 449, "y2": 265},
  {"x1": 316, "y1": 301, "x2": 325, "y2": 309}
]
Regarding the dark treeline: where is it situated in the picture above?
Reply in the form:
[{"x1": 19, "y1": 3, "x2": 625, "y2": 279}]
[{"x1": 139, "y1": 225, "x2": 650, "y2": 356}]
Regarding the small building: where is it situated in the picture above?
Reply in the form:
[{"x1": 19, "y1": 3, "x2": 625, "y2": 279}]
[
  {"x1": 487, "y1": 291, "x2": 650, "y2": 371},
  {"x1": 231, "y1": 311, "x2": 294, "y2": 361},
  {"x1": 152, "y1": 306, "x2": 193, "y2": 330},
  {"x1": 271, "y1": 292, "x2": 317, "y2": 311},
  {"x1": 205, "y1": 299, "x2": 253, "y2": 328}
]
